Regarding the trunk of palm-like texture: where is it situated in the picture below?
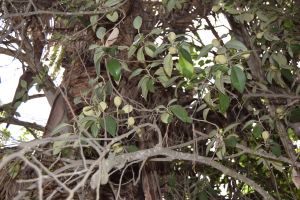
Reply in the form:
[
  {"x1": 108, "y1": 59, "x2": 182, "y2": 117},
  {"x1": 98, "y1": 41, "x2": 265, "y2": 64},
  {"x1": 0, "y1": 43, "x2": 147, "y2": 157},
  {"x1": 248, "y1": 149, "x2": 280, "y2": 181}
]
[{"x1": 1, "y1": 0, "x2": 212, "y2": 199}]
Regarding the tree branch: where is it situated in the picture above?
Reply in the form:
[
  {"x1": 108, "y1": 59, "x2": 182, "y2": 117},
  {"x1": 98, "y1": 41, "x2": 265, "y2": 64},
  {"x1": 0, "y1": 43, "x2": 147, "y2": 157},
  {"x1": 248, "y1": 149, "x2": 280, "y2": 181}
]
[
  {"x1": 0, "y1": 94, "x2": 45, "y2": 112},
  {"x1": 0, "y1": 117, "x2": 44, "y2": 131},
  {"x1": 114, "y1": 147, "x2": 275, "y2": 200}
]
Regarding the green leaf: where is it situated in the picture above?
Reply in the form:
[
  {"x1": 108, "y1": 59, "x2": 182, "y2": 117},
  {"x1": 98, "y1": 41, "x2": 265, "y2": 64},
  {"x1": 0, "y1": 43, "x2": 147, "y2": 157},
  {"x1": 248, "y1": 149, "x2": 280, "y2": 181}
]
[
  {"x1": 106, "y1": 11, "x2": 118, "y2": 22},
  {"x1": 8, "y1": 162, "x2": 20, "y2": 178},
  {"x1": 51, "y1": 123, "x2": 72, "y2": 136},
  {"x1": 215, "y1": 70, "x2": 225, "y2": 94},
  {"x1": 166, "y1": 0, "x2": 176, "y2": 12},
  {"x1": 225, "y1": 39, "x2": 247, "y2": 51},
  {"x1": 263, "y1": 31, "x2": 280, "y2": 41},
  {"x1": 96, "y1": 27, "x2": 106, "y2": 40},
  {"x1": 198, "y1": 44, "x2": 213, "y2": 58},
  {"x1": 137, "y1": 47, "x2": 145, "y2": 62},
  {"x1": 225, "y1": 135, "x2": 238, "y2": 147},
  {"x1": 149, "y1": 28, "x2": 163, "y2": 35},
  {"x1": 253, "y1": 125, "x2": 262, "y2": 138},
  {"x1": 133, "y1": 16, "x2": 142, "y2": 30},
  {"x1": 271, "y1": 53, "x2": 288, "y2": 68},
  {"x1": 20, "y1": 80, "x2": 27, "y2": 89},
  {"x1": 235, "y1": 13, "x2": 254, "y2": 23},
  {"x1": 129, "y1": 68, "x2": 143, "y2": 79},
  {"x1": 271, "y1": 143, "x2": 282, "y2": 157},
  {"x1": 107, "y1": 58, "x2": 121, "y2": 81},
  {"x1": 178, "y1": 48, "x2": 194, "y2": 78},
  {"x1": 168, "y1": 174, "x2": 176, "y2": 187},
  {"x1": 94, "y1": 48, "x2": 104, "y2": 75},
  {"x1": 90, "y1": 15, "x2": 99, "y2": 32},
  {"x1": 219, "y1": 93, "x2": 230, "y2": 114},
  {"x1": 163, "y1": 53, "x2": 173, "y2": 77},
  {"x1": 104, "y1": 0, "x2": 121, "y2": 7},
  {"x1": 160, "y1": 112, "x2": 173, "y2": 124},
  {"x1": 138, "y1": 75, "x2": 150, "y2": 99},
  {"x1": 223, "y1": 123, "x2": 240, "y2": 134},
  {"x1": 53, "y1": 133, "x2": 71, "y2": 155},
  {"x1": 100, "y1": 116, "x2": 118, "y2": 137},
  {"x1": 231, "y1": 66, "x2": 246, "y2": 93},
  {"x1": 128, "y1": 45, "x2": 137, "y2": 58},
  {"x1": 169, "y1": 105, "x2": 191, "y2": 123},
  {"x1": 91, "y1": 122, "x2": 100, "y2": 137},
  {"x1": 145, "y1": 45, "x2": 156, "y2": 57}
]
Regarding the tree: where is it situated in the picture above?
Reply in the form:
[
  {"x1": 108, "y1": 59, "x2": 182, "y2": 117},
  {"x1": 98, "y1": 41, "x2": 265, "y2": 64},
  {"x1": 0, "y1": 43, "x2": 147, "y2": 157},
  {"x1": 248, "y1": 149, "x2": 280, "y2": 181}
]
[{"x1": 0, "y1": 0, "x2": 300, "y2": 199}]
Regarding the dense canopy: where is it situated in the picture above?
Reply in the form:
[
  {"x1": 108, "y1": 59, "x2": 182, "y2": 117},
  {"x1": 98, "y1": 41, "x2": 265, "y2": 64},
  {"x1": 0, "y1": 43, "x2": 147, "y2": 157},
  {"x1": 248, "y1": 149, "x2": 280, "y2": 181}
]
[{"x1": 0, "y1": 0, "x2": 300, "y2": 199}]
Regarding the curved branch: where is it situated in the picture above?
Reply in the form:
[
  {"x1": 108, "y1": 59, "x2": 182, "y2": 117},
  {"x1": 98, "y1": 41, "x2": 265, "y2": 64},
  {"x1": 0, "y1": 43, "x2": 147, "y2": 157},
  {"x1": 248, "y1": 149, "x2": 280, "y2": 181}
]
[
  {"x1": 0, "y1": 117, "x2": 44, "y2": 131},
  {"x1": 0, "y1": 94, "x2": 45, "y2": 112},
  {"x1": 115, "y1": 147, "x2": 275, "y2": 200},
  {"x1": 0, "y1": 46, "x2": 34, "y2": 66}
]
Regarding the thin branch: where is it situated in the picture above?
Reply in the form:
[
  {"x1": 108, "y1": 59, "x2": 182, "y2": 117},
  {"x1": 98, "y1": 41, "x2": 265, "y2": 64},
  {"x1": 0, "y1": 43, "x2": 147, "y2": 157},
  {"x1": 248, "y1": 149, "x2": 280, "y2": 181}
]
[
  {"x1": 2, "y1": 1, "x2": 127, "y2": 18},
  {"x1": 113, "y1": 147, "x2": 275, "y2": 200},
  {"x1": 0, "y1": 94, "x2": 45, "y2": 111},
  {"x1": 244, "y1": 93, "x2": 300, "y2": 99},
  {"x1": 0, "y1": 117, "x2": 44, "y2": 131}
]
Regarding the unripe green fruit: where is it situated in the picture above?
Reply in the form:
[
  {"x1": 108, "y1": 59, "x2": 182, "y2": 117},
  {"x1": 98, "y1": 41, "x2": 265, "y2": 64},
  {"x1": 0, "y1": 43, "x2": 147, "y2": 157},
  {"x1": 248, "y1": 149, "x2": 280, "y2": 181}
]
[
  {"x1": 168, "y1": 32, "x2": 176, "y2": 43},
  {"x1": 112, "y1": 142, "x2": 124, "y2": 154},
  {"x1": 114, "y1": 96, "x2": 122, "y2": 107},
  {"x1": 212, "y1": 39, "x2": 221, "y2": 47},
  {"x1": 127, "y1": 117, "x2": 135, "y2": 126},
  {"x1": 122, "y1": 104, "x2": 133, "y2": 113},
  {"x1": 276, "y1": 107, "x2": 284, "y2": 114},
  {"x1": 168, "y1": 46, "x2": 177, "y2": 54},
  {"x1": 215, "y1": 55, "x2": 227, "y2": 65},
  {"x1": 212, "y1": 5, "x2": 221, "y2": 12},
  {"x1": 262, "y1": 131, "x2": 270, "y2": 141}
]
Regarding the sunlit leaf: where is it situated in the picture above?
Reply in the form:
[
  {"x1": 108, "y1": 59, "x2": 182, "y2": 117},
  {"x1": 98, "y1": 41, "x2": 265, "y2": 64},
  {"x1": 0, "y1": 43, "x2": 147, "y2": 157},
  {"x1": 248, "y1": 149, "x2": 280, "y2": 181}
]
[
  {"x1": 169, "y1": 105, "x2": 191, "y2": 123},
  {"x1": 178, "y1": 48, "x2": 194, "y2": 78},
  {"x1": 163, "y1": 53, "x2": 173, "y2": 77},
  {"x1": 133, "y1": 16, "x2": 142, "y2": 30}
]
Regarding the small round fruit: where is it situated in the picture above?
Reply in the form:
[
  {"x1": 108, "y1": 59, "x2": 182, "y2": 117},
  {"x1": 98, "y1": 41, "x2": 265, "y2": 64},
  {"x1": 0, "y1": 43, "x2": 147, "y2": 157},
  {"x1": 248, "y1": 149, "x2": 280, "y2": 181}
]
[
  {"x1": 212, "y1": 5, "x2": 221, "y2": 12},
  {"x1": 212, "y1": 39, "x2": 221, "y2": 47},
  {"x1": 122, "y1": 104, "x2": 133, "y2": 113},
  {"x1": 215, "y1": 55, "x2": 227, "y2": 65},
  {"x1": 262, "y1": 131, "x2": 270, "y2": 141},
  {"x1": 114, "y1": 96, "x2": 122, "y2": 108},
  {"x1": 127, "y1": 117, "x2": 135, "y2": 126},
  {"x1": 168, "y1": 46, "x2": 177, "y2": 54},
  {"x1": 168, "y1": 32, "x2": 176, "y2": 43},
  {"x1": 136, "y1": 127, "x2": 142, "y2": 137},
  {"x1": 276, "y1": 106, "x2": 284, "y2": 114}
]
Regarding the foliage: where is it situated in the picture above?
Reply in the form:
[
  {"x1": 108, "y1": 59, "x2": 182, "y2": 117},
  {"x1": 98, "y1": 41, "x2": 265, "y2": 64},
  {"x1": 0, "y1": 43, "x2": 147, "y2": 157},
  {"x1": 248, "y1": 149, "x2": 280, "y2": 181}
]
[{"x1": 0, "y1": 0, "x2": 300, "y2": 199}]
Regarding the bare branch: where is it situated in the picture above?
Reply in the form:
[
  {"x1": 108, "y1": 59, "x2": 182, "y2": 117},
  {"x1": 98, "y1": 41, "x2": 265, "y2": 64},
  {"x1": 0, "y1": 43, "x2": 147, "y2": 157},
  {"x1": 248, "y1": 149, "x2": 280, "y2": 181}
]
[{"x1": 0, "y1": 117, "x2": 44, "y2": 131}]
